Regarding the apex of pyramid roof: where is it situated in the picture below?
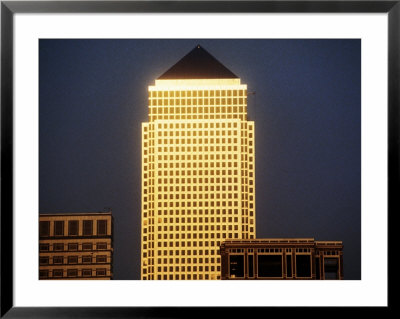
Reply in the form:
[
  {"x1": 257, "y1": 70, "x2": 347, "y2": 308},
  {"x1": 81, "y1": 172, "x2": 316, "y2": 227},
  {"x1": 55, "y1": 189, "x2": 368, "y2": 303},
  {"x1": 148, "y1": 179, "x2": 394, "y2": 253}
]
[{"x1": 158, "y1": 45, "x2": 238, "y2": 80}]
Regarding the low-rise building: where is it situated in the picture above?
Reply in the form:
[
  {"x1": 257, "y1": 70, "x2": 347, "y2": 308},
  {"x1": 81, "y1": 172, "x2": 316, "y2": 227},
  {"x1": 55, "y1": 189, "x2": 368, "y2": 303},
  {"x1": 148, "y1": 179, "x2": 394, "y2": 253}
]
[
  {"x1": 39, "y1": 211, "x2": 113, "y2": 280},
  {"x1": 220, "y1": 238, "x2": 343, "y2": 280}
]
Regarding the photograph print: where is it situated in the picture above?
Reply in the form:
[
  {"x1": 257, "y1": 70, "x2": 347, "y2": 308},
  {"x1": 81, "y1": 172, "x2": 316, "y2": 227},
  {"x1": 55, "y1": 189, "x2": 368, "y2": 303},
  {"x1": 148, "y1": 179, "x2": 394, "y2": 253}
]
[{"x1": 39, "y1": 39, "x2": 361, "y2": 281}]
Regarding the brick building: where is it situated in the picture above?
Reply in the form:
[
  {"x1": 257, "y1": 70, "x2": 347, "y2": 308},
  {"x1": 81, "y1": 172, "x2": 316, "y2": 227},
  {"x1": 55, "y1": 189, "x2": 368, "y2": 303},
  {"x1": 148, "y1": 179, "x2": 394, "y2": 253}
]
[{"x1": 39, "y1": 212, "x2": 113, "y2": 280}]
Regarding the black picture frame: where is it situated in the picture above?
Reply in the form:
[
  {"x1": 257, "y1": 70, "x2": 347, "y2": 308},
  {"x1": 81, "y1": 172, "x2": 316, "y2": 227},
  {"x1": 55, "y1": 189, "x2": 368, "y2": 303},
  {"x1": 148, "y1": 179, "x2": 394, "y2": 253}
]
[{"x1": 1, "y1": 1, "x2": 395, "y2": 317}]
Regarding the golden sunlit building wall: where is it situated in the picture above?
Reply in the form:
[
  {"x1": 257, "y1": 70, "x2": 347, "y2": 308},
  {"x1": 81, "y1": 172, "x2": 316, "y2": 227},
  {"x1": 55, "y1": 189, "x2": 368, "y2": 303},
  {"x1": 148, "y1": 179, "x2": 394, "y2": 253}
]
[{"x1": 141, "y1": 45, "x2": 255, "y2": 280}]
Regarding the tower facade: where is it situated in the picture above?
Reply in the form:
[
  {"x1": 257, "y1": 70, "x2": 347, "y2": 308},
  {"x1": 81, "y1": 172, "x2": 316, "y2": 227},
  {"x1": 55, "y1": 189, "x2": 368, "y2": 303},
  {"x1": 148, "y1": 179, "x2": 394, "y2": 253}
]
[{"x1": 141, "y1": 46, "x2": 255, "y2": 280}]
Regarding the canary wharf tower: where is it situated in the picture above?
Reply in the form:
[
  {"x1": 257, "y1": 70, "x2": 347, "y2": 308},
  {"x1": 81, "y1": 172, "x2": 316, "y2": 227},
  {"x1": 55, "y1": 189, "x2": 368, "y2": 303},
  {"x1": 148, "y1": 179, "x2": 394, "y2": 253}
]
[{"x1": 141, "y1": 45, "x2": 255, "y2": 280}]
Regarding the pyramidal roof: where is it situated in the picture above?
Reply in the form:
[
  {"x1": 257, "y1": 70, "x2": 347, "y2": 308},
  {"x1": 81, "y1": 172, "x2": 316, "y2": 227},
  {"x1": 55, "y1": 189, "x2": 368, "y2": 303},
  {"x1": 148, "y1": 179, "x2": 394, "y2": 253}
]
[{"x1": 158, "y1": 45, "x2": 238, "y2": 80}]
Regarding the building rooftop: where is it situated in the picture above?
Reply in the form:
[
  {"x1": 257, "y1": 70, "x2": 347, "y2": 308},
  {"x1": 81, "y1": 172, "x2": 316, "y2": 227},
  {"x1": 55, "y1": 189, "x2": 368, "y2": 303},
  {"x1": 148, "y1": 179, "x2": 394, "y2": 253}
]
[
  {"x1": 221, "y1": 238, "x2": 343, "y2": 246},
  {"x1": 39, "y1": 211, "x2": 112, "y2": 217},
  {"x1": 158, "y1": 45, "x2": 238, "y2": 80},
  {"x1": 223, "y1": 238, "x2": 315, "y2": 244}
]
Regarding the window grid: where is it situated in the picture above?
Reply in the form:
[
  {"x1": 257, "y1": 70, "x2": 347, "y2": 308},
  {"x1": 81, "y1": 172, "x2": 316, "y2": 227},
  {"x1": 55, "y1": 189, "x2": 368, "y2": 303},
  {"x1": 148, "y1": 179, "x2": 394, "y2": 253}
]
[{"x1": 142, "y1": 81, "x2": 254, "y2": 280}]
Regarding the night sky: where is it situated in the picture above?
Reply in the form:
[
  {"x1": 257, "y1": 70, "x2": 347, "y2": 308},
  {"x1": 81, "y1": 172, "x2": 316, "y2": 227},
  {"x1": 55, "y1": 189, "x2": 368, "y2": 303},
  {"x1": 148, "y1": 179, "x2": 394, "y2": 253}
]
[{"x1": 39, "y1": 39, "x2": 361, "y2": 280}]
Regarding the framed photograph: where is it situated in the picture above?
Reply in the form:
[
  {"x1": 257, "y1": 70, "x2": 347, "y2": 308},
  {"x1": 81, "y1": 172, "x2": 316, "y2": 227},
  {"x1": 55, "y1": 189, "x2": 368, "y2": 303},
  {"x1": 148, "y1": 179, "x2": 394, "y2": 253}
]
[{"x1": 1, "y1": 0, "x2": 394, "y2": 317}]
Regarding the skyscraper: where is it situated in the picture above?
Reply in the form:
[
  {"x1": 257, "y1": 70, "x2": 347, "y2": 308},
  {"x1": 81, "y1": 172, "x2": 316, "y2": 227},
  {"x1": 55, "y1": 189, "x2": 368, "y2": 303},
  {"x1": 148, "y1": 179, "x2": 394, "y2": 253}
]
[{"x1": 141, "y1": 45, "x2": 255, "y2": 280}]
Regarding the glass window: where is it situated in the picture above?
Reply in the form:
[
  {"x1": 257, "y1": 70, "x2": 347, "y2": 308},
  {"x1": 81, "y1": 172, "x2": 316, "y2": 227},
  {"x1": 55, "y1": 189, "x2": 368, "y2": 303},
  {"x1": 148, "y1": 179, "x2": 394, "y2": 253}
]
[
  {"x1": 258, "y1": 255, "x2": 283, "y2": 278},
  {"x1": 54, "y1": 221, "x2": 64, "y2": 236},
  {"x1": 96, "y1": 255, "x2": 107, "y2": 263},
  {"x1": 39, "y1": 221, "x2": 50, "y2": 237},
  {"x1": 82, "y1": 256, "x2": 92, "y2": 264},
  {"x1": 39, "y1": 270, "x2": 49, "y2": 279},
  {"x1": 39, "y1": 243, "x2": 49, "y2": 251},
  {"x1": 286, "y1": 255, "x2": 292, "y2": 277},
  {"x1": 53, "y1": 256, "x2": 63, "y2": 264},
  {"x1": 296, "y1": 255, "x2": 311, "y2": 278},
  {"x1": 83, "y1": 220, "x2": 93, "y2": 236},
  {"x1": 67, "y1": 269, "x2": 78, "y2": 277},
  {"x1": 229, "y1": 255, "x2": 244, "y2": 278},
  {"x1": 96, "y1": 269, "x2": 107, "y2": 277},
  {"x1": 248, "y1": 255, "x2": 254, "y2": 277},
  {"x1": 97, "y1": 242, "x2": 108, "y2": 250},
  {"x1": 68, "y1": 256, "x2": 78, "y2": 264},
  {"x1": 68, "y1": 220, "x2": 79, "y2": 236},
  {"x1": 68, "y1": 243, "x2": 78, "y2": 251},
  {"x1": 39, "y1": 256, "x2": 49, "y2": 265},
  {"x1": 315, "y1": 257, "x2": 321, "y2": 279},
  {"x1": 324, "y1": 257, "x2": 339, "y2": 279},
  {"x1": 52, "y1": 269, "x2": 63, "y2": 278},
  {"x1": 97, "y1": 220, "x2": 107, "y2": 236},
  {"x1": 82, "y1": 243, "x2": 93, "y2": 251},
  {"x1": 82, "y1": 269, "x2": 92, "y2": 277},
  {"x1": 53, "y1": 243, "x2": 64, "y2": 251}
]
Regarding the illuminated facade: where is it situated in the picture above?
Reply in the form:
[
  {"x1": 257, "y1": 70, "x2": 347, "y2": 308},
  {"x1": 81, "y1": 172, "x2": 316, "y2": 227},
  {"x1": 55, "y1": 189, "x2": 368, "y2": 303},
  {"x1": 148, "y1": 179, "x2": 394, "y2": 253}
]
[
  {"x1": 39, "y1": 212, "x2": 113, "y2": 280},
  {"x1": 141, "y1": 45, "x2": 255, "y2": 280},
  {"x1": 220, "y1": 238, "x2": 344, "y2": 280}
]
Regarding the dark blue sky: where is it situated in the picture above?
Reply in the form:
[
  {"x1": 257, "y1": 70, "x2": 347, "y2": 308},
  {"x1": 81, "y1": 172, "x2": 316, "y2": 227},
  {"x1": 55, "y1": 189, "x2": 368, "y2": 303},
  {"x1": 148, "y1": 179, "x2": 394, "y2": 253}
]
[{"x1": 39, "y1": 39, "x2": 361, "y2": 280}]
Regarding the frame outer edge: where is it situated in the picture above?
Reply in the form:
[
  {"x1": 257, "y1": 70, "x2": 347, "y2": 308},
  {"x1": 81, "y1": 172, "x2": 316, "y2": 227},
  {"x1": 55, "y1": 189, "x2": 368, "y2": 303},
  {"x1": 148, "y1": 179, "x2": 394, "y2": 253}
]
[
  {"x1": 388, "y1": 0, "x2": 399, "y2": 310},
  {"x1": 0, "y1": 0, "x2": 396, "y2": 317},
  {"x1": 1, "y1": 1, "x2": 14, "y2": 317},
  {"x1": 0, "y1": 1, "x2": 399, "y2": 13}
]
